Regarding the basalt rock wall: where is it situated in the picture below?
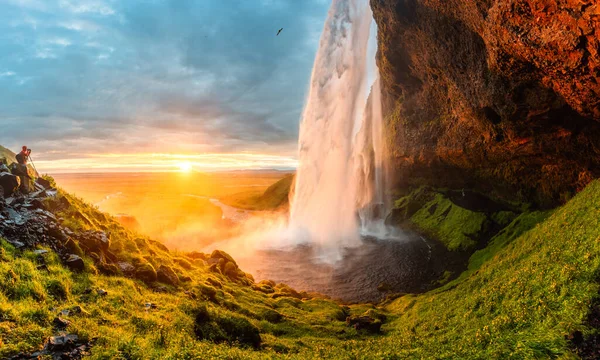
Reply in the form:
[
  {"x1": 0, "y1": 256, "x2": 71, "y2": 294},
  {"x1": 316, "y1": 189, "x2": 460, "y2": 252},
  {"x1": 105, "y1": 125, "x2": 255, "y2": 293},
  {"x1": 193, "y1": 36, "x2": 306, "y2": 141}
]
[{"x1": 372, "y1": 0, "x2": 600, "y2": 206}]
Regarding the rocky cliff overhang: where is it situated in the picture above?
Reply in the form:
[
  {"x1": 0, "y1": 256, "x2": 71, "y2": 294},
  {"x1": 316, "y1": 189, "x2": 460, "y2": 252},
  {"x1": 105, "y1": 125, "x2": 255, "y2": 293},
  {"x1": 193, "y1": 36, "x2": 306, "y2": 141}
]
[{"x1": 372, "y1": 0, "x2": 600, "y2": 206}]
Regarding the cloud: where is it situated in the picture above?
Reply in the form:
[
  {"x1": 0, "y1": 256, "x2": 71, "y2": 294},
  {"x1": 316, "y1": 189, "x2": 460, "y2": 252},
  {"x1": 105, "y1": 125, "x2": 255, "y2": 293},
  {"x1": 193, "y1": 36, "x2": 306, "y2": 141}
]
[{"x1": 0, "y1": 0, "x2": 330, "y2": 170}]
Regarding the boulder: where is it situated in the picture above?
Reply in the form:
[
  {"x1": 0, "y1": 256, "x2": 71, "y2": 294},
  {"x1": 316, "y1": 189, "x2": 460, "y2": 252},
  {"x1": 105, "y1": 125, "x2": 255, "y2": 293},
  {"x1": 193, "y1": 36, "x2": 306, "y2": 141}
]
[
  {"x1": 210, "y1": 250, "x2": 237, "y2": 266},
  {"x1": 157, "y1": 265, "x2": 179, "y2": 286},
  {"x1": 64, "y1": 254, "x2": 85, "y2": 272},
  {"x1": 117, "y1": 261, "x2": 135, "y2": 275},
  {"x1": 0, "y1": 173, "x2": 20, "y2": 197}
]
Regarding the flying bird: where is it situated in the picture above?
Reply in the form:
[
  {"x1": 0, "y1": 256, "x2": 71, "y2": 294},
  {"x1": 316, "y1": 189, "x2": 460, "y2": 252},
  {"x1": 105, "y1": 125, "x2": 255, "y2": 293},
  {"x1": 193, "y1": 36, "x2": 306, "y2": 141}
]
[{"x1": 277, "y1": 28, "x2": 283, "y2": 36}]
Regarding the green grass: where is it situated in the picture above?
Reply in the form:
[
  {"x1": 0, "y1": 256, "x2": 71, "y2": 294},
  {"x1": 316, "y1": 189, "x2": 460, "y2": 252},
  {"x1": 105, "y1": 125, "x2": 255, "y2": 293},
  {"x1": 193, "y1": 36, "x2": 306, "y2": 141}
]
[
  {"x1": 221, "y1": 174, "x2": 294, "y2": 211},
  {"x1": 3, "y1": 176, "x2": 600, "y2": 358}
]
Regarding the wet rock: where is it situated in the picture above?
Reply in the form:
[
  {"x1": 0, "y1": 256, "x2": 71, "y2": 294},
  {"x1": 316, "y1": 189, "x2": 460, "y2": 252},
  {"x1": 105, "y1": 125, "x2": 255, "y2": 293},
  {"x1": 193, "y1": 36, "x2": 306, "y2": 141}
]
[
  {"x1": 64, "y1": 254, "x2": 85, "y2": 272},
  {"x1": 346, "y1": 316, "x2": 382, "y2": 333},
  {"x1": 157, "y1": 265, "x2": 179, "y2": 286}
]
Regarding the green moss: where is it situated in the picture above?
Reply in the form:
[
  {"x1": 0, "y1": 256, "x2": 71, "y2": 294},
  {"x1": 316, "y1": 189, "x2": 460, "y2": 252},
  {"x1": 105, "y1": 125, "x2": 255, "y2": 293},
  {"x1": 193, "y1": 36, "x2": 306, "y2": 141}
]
[
  {"x1": 411, "y1": 194, "x2": 489, "y2": 251},
  {"x1": 467, "y1": 211, "x2": 551, "y2": 274}
]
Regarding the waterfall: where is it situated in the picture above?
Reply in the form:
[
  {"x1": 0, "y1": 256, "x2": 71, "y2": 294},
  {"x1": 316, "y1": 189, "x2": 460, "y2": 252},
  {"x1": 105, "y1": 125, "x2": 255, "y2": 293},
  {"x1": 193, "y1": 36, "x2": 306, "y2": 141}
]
[{"x1": 289, "y1": 0, "x2": 390, "y2": 260}]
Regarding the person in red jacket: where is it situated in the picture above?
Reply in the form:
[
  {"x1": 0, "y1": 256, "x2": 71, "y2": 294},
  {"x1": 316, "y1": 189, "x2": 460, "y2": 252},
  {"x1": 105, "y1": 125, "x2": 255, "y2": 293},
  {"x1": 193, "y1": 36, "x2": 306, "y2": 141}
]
[
  {"x1": 15, "y1": 146, "x2": 31, "y2": 165},
  {"x1": 14, "y1": 146, "x2": 32, "y2": 193}
]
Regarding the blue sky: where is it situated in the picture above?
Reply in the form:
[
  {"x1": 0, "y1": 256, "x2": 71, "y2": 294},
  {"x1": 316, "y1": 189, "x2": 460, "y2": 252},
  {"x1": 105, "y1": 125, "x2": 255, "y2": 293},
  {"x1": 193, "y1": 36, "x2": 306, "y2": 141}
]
[{"x1": 0, "y1": 0, "x2": 330, "y2": 171}]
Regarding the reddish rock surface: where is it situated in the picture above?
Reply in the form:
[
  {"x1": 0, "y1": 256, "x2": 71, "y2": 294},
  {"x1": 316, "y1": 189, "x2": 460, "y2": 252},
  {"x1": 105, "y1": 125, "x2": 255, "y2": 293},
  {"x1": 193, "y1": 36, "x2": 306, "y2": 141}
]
[{"x1": 372, "y1": 0, "x2": 600, "y2": 206}]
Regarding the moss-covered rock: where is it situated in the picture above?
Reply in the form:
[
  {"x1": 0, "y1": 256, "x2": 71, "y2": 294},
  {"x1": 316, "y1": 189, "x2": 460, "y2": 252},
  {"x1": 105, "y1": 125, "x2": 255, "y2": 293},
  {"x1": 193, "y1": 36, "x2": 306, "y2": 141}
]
[
  {"x1": 156, "y1": 265, "x2": 179, "y2": 286},
  {"x1": 411, "y1": 194, "x2": 490, "y2": 251},
  {"x1": 134, "y1": 263, "x2": 157, "y2": 283},
  {"x1": 210, "y1": 250, "x2": 237, "y2": 266}
]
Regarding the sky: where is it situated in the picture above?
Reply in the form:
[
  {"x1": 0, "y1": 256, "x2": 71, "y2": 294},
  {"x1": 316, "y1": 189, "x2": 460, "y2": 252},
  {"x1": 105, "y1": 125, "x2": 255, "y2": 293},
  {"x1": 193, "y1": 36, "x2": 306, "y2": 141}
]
[{"x1": 0, "y1": 0, "x2": 331, "y2": 172}]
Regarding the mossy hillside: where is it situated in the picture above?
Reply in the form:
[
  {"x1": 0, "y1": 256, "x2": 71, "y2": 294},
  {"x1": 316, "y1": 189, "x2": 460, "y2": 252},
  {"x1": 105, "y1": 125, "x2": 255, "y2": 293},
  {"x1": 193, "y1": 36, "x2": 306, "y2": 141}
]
[
  {"x1": 0, "y1": 184, "x2": 387, "y2": 359},
  {"x1": 4, "y1": 176, "x2": 600, "y2": 358},
  {"x1": 372, "y1": 180, "x2": 600, "y2": 358},
  {"x1": 0, "y1": 236, "x2": 389, "y2": 358},
  {"x1": 222, "y1": 174, "x2": 294, "y2": 211}
]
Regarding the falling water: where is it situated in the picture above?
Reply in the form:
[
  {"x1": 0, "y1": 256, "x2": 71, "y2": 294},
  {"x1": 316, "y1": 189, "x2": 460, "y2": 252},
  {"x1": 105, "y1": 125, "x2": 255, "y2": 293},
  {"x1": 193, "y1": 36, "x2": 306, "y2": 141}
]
[{"x1": 289, "y1": 0, "x2": 390, "y2": 260}]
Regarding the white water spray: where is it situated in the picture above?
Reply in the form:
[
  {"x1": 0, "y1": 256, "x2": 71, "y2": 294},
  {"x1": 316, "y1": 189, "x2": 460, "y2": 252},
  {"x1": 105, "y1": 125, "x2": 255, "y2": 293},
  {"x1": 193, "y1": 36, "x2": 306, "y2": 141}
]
[{"x1": 289, "y1": 0, "x2": 391, "y2": 259}]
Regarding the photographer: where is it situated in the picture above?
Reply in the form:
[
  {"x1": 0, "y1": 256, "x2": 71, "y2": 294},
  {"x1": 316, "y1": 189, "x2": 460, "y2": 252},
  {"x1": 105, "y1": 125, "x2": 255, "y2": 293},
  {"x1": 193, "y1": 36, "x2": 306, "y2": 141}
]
[
  {"x1": 15, "y1": 146, "x2": 31, "y2": 165},
  {"x1": 14, "y1": 146, "x2": 33, "y2": 193}
]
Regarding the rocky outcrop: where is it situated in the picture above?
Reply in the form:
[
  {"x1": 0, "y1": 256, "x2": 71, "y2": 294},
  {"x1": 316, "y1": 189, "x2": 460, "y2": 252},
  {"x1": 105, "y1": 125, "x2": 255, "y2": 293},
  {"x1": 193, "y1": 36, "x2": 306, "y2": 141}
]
[{"x1": 372, "y1": 0, "x2": 600, "y2": 206}]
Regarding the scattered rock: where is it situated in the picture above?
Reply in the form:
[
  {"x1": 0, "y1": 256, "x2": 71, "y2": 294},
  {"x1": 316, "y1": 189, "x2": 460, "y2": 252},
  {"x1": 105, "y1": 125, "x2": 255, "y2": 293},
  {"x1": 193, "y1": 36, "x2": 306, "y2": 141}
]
[
  {"x1": 96, "y1": 289, "x2": 108, "y2": 296},
  {"x1": 53, "y1": 317, "x2": 71, "y2": 330},
  {"x1": 47, "y1": 334, "x2": 79, "y2": 351},
  {"x1": 64, "y1": 254, "x2": 85, "y2": 272},
  {"x1": 33, "y1": 249, "x2": 49, "y2": 255}
]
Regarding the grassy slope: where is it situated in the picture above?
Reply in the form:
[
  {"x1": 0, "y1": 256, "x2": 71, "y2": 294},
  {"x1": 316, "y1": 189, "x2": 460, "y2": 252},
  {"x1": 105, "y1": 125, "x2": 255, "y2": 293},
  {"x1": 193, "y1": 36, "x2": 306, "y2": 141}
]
[
  {"x1": 0, "y1": 145, "x2": 17, "y2": 165},
  {"x1": 221, "y1": 174, "x2": 294, "y2": 211},
  {"x1": 2, "y1": 178, "x2": 600, "y2": 358}
]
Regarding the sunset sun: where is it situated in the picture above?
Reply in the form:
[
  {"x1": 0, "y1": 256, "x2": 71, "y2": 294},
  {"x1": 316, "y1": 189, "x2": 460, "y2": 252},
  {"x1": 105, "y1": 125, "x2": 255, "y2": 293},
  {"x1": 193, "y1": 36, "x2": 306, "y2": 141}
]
[{"x1": 178, "y1": 162, "x2": 193, "y2": 173}]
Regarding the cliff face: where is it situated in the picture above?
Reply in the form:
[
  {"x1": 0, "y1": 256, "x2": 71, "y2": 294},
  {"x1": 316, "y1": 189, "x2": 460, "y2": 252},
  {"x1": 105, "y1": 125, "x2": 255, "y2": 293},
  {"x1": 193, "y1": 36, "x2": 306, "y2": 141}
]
[{"x1": 372, "y1": 0, "x2": 600, "y2": 206}]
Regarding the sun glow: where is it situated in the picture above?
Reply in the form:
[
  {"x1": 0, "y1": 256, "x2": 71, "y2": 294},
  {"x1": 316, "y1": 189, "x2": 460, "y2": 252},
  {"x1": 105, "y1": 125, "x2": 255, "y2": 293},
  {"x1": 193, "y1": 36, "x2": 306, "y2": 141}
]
[
  {"x1": 179, "y1": 162, "x2": 193, "y2": 173},
  {"x1": 32, "y1": 152, "x2": 299, "y2": 173}
]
